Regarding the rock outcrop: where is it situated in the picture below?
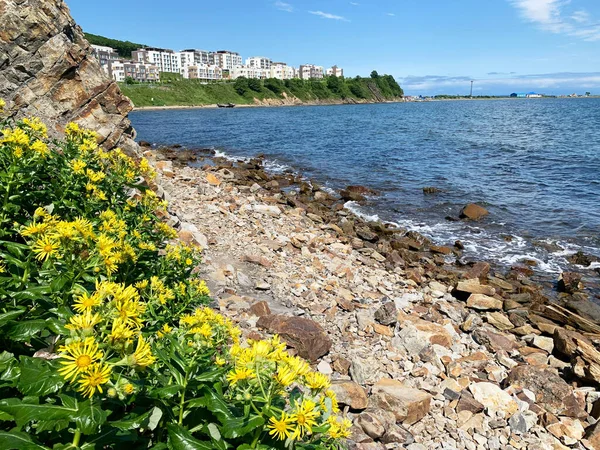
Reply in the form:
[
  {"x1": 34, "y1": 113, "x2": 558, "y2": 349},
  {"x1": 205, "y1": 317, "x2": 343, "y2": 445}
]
[{"x1": 0, "y1": 0, "x2": 137, "y2": 154}]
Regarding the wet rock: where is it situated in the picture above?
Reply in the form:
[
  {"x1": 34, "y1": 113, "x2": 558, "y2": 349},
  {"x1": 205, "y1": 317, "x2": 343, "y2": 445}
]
[
  {"x1": 374, "y1": 302, "x2": 397, "y2": 326},
  {"x1": 371, "y1": 378, "x2": 432, "y2": 425},
  {"x1": 256, "y1": 315, "x2": 332, "y2": 361},
  {"x1": 340, "y1": 190, "x2": 366, "y2": 202},
  {"x1": 469, "y1": 382, "x2": 518, "y2": 416},
  {"x1": 345, "y1": 185, "x2": 380, "y2": 196},
  {"x1": 422, "y1": 187, "x2": 441, "y2": 194},
  {"x1": 506, "y1": 365, "x2": 587, "y2": 418},
  {"x1": 459, "y1": 204, "x2": 489, "y2": 220},
  {"x1": 330, "y1": 380, "x2": 369, "y2": 410},
  {"x1": 466, "y1": 294, "x2": 503, "y2": 310},
  {"x1": 356, "y1": 228, "x2": 379, "y2": 242},
  {"x1": 568, "y1": 251, "x2": 599, "y2": 267},
  {"x1": 430, "y1": 245, "x2": 452, "y2": 255},
  {"x1": 558, "y1": 271, "x2": 583, "y2": 293}
]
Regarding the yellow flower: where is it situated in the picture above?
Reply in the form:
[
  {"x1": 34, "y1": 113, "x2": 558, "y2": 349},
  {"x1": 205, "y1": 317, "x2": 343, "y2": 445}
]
[
  {"x1": 135, "y1": 279, "x2": 149, "y2": 290},
  {"x1": 73, "y1": 292, "x2": 102, "y2": 313},
  {"x1": 65, "y1": 122, "x2": 82, "y2": 137},
  {"x1": 325, "y1": 389, "x2": 340, "y2": 413},
  {"x1": 21, "y1": 222, "x2": 48, "y2": 238},
  {"x1": 108, "y1": 318, "x2": 135, "y2": 343},
  {"x1": 251, "y1": 340, "x2": 272, "y2": 358},
  {"x1": 96, "y1": 234, "x2": 116, "y2": 257},
  {"x1": 31, "y1": 140, "x2": 49, "y2": 157},
  {"x1": 65, "y1": 312, "x2": 102, "y2": 332},
  {"x1": 198, "y1": 323, "x2": 212, "y2": 338},
  {"x1": 268, "y1": 412, "x2": 295, "y2": 441},
  {"x1": 0, "y1": 99, "x2": 5, "y2": 111},
  {"x1": 58, "y1": 337, "x2": 103, "y2": 382},
  {"x1": 215, "y1": 356, "x2": 226, "y2": 366},
  {"x1": 226, "y1": 367, "x2": 255, "y2": 385},
  {"x1": 327, "y1": 416, "x2": 352, "y2": 439},
  {"x1": 86, "y1": 168, "x2": 106, "y2": 183},
  {"x1": 157, "y1": 323, "x2": 173, "y2": 338},
  {"x1": 185, "y1": 258, "x2": 193, "y2": 266},
  {"x1": 32, "y1": 236, "x2": 60, "y2": 261},
  {"x1": 22, "y1": 118, "x2": 48, "y2": 138},
  {"x1": 123, "y1": 383, "x2": 135, "y2": 395},
  {"x1": 275, "y1": 365, "x2": 297, "y2": 387},
  {"x1": 1, "y1": 127, "x2": 30, "y2": 146},
  {"x1": 130, "y1": 335, "x2": 156, "y2": 368},
  {"x1": 304, "y1": 372, "x2": 330, "y2": 391},
  {"x1": 77, "y1": 363, "x2": 112, "y2": 398},
  {"x1": 71, "y1": 159, "x2": 87, "y2": 174},
  {"x1": 286, "y1": 356, "x2": 310, "y2": 377},
  {"x1": 291, "y1": 399, "x2": 320, "y2": 439}
]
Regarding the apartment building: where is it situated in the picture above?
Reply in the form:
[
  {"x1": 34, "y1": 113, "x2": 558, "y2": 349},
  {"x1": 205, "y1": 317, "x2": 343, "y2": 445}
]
[
  {"x1": 213, "y1": 50, "x2": 243, "y2": 71},
  {"x1": 327, "y1": 65, "x2": 344, "y2": 77},
  {"x1": 269, "y1": 62, "x2": 296, "y2": 80},
  {"x1": 246, "y1": 56, "x2": 272, "y2": 70},
  {"x1": 132, "y1": 48, "x2": 180, "y2": 73},
  {"x1": 182, "y1": 64, "x2": 223, "y2": 81},
  {"x1": 299, "y1": 64, "x2": 324, "y2": 80},
  {"x1": 231, "y1": 65, "x2": 268, "y2": 80},
  {"x1": 108, "y1": 60, "x2": 160, "y2": 83},
  {"x1": 91, "y1": 45, "x2": 119, "y2": 68}
]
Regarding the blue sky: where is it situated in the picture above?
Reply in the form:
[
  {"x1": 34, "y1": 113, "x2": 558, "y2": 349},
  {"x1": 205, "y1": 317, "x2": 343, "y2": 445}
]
[{"x1": 68, "y1": 0, "x2": 600, "y2": 95}]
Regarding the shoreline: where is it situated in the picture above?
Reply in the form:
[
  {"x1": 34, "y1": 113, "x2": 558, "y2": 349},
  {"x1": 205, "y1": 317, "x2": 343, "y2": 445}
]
[{"x1": 147, "y1": 144, "x2": 600, "y2": 449}]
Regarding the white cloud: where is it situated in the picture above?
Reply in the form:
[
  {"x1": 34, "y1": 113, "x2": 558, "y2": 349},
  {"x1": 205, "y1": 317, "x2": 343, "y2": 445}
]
[
  {"x1": 350, "y1": 2, "x2": 359, "y2": 5},
  {"x1": 308, "y1": 10, "x2": 350, "y2": 21},
  {"x1": 275, "y1": 1, "x2": 293, "y2": 12},
  {"x1": 387, "y1": 13, "x2": 395, "y2": 16},
  {"x1": 509, "y1": 0, "x2": 600, "y2": 41}
]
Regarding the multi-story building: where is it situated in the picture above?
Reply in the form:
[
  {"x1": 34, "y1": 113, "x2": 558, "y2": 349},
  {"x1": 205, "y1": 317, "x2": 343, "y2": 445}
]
[
  {"x1": 327, "y1": 65, "x2": 344, "y2": 77},
  {"x1": 299, "y1": 64, "x2": 324, "y2": 80},
  {"x1": 91, "y1": 45, "x2": 119, "y2": 68},
  {"x1": 108, "y1": 60, "x2": 160, "y2": 83},
  {"x1": 269, "y1": 62, "x2": 296, "y2": 80},
  {"x1": 213, "y1": 50, "x2": 242, "y2": 71},
  {"x1": 231, "y1": 65, "x2": 268, "y2": 80},
  {"x1": 246, "y1": 56, "x2": 272, "y2": 70},
  {"x1": 182, "y1": 64, "x2": 223, "y2": 82},
  {"x1": 132, "y1": 48, "x2": 181, "y2": 73}
]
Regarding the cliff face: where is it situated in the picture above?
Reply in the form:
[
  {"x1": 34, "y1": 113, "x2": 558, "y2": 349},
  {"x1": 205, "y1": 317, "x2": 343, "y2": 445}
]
[{"x1": 0, "y1": 0, "x2": 137, "y2": 154}]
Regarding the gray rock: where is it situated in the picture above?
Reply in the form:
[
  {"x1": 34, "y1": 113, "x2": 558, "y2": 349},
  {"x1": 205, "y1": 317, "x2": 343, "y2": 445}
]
[{"x1": 374, "y1": 301, "x2": 397, "y2": 326}]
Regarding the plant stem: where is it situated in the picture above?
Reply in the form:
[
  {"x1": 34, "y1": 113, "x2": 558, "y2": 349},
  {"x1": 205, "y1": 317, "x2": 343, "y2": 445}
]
[{"x1": 72, "y1": 429, "x2": 82, "y2": 448}]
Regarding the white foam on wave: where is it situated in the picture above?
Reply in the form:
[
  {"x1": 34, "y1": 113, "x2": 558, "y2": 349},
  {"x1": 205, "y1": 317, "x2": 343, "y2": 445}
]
[{"x1": 344, "y1": 201, "x2": 384, "y2": 224}]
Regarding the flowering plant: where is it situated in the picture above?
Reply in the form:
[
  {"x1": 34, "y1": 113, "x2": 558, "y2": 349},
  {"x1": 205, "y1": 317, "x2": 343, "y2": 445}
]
[{"x1": 0, "y1": 112, "x2": 348, "y2": 449}]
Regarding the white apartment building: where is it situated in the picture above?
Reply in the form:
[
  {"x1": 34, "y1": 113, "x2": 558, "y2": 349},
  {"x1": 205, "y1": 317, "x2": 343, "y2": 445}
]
[
  {"x1": 132, "y1": 48, "x2": 181, "y2": 74},
  {"x1": 182, "y1": 64, "x2": 223, "y2": 82},
  {"x1": 246, "y1": 56, "x2": 272, "y2": 70},
  {"x1": 91, "y1": 45, "x2": 119, "y2": 68},
  {"x1": 107, "y1": 60, "x2": 160, "y2": 83},
  {"x1": 231, "y1": 65, "x2": 268, "y2": 80},
  {"x1": 213, "y1": 50, "x2": 243, "y2": 71},
  {"x1": 327, "y1": 65, "x2": 344, "y2": 77},
  {"x1": 299, "y1": 64, "x2": 324, "y2": 80},
  {"x1": 269, "y1": 62, "x2": 296, "y2": 80}
]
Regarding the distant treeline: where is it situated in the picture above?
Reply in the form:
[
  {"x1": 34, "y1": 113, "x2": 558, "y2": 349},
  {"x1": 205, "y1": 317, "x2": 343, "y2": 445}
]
[
  {"x1": 120, "y1": 72, "x2": 404, "y2": 107},
  {"x1": 434, "y1": 94, "x2": 504, "y2": 99},
  {"x1": 85, "y1": 33, "x2": 145, "y2": 58}
]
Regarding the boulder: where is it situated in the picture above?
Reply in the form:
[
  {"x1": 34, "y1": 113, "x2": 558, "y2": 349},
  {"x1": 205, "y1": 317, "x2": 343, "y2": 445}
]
[
  {"x1": 330, "y1": 380, "x2": 369, "y2": 410},
  {"x1": 256, "y1": 315, "x2": 332, "y2": 361},
  {"x1": 568, "y1": 251, "x2": 598, "y2": 267},
  {"x1": 370, "y1": 378, "x2": 432, "y2": 425},
  {"x1": 248, "y1": 301, "x2": 271, "y2": 317},
  {"x1": 205, "y1": 173, "x2": 221, "y2": 186},
  {"x1": 374, "y1": 302, "x2": 397, "y2": 326},
  {"x1": 455, "y1": 279, "x2": 496, "y2": 297},
  {"x1": 506, "y1": 365, "x2": 587, "y2": 418},
  {"x1": 472, "y1": 329, "x2": 519, "y2": 352},
  {"x1": 468, "y1": 382, "x2": 518, "y2": 416},
  {"x1": 466, "y1": 294, "x2": 503, "y2": 310},
  {"x1": 466, "y1": 262, "x2": 491, "y2": 279},
  {"x1": 0, "y1": 0, "x2": 137, "y2": 154},
  {"x1": 558, "y1": 272, "x2": 583, "y2": 293},
  {"x1": 459, "y1": 204, "x2": 489, "y2": 220},
  {"x1": 345, "y1": 185, "x2": 379, "y2": 196}
]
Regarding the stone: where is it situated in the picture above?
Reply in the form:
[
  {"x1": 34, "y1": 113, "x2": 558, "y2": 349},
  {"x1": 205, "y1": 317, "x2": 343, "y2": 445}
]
[
  {"x1": 330, "y1": 380, "x2": 368, "y2": 410},
  {"x1": 178, "y1": 222, "x2": 208, "y2": 248},
  {"x1": 205, "y1": 173, "x2": 221, "y2": 186},
  {"x1": 557, "y1": 271, "x2": 583, "y2": 294},
  {"x1": 459, "y1": 204, "x2": 489, "y2": 220},
  {"x1": 0, "y1": 0, "x2": 137, "y2": 154},
  {"x1": 461, "y1": 313, "x2": 482, "y2": 332},
  {"x1": 466, "y1": 262, "x2": 491, "y2": 279},
  {"x1": 508, "y1": 410, "x2": 538, "y2": 434},
  {"x1": 486, "y1": 312, "x2": 514, "y2": 330},
  {"x1": 374, "y1": 302, "x2": 397, "y2": 326},
  {"x1": 467, "y1": 294, "x2": 503, "y2": 310},
  {"x1": 380, "y1": 423, "x2": 413, "y2": 445},
  {"x1": 468, "y1": 382, "x2": 518, "y2": 416},
  {"x1": 455, "y1": 279, "x2": 496, "y2": 296},
  {"x1": 457, "y1": 392, "x2": 485, "y2": 414},
  {"x1": 473, "y1": 328, "x2": 519, "y2": 352},
  {"x1": 357, "y1": 412, "x2": 385, "y2": 439},
  {"x1": 243, "y1": 254, "x2": 272, "y2": 268},
  {"x1": 506, "y1": 365, "x2": 587, "y2": 418},
  {"x1": 317, "y1": 360, "x2": 332, "y2": 375},
  {"x1": 553, "y1": 327, "x2": 591, "y2": 359},
  {"x1": 430, "y1": 245, "x2": 452, "y2": 255},
  {"x1": 583, "y1": 420, "x2": 600, "y2": 449},
  {"x1": 254, "y1": 281, "x2": 271, "y2": 291},
  {"x1": 349, "y1": 357, "x2": 377, "y2": 385},
  {"x1": 248, "y1": 301, "x2": 271, "y2": 317},
  {"x1": 333, "y1": 357, "x2": 351, "y2": 375},
  {"x1": 371, "y1": 378, "x2": 432, "y2": 425},
  {"x1": 252, "y1": 204, "x2": 281, "y2": 216},
  {"x1": 532, "y1": 335, "x2": 554, "y2": 353},
  {"x1": 256, "y1": 315, "x2": 332, "y2": 361}
]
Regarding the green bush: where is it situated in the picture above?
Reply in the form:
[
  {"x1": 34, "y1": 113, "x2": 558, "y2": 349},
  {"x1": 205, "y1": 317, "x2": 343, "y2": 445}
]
[{"x1": 0, "y1": 103, "x2": 350, "y2": 449}]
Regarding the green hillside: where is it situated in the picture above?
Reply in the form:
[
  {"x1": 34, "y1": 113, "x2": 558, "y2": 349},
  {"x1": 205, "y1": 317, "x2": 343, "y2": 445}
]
[
  {"x1": 120, "y1": 74, "x2": 404, "y2": 107},
  {"x1": 85, "y1": 32, "x2": 145, "y2": 58}
]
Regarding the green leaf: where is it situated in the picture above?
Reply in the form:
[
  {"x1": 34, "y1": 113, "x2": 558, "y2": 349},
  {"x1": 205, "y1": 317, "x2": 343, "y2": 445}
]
[
  {"x1": 0, "y1": 398, "x2": 75, "y2": 427},
  {"x1": 202, "y1": 388, "x2": 234, "y2": 422},
  {"x1": 7, "y1": 320, "x2": 47, "y2": 341},
  {"x1": 0, "y1": 431, "x2": 48, "y2": 449},
  {"x1": 11, "y1": 286, "x2": 52, "y2": 301},
  {"x1": 17, "y1": 357, "x2": 64, "y2": 396},
  {"x1": 74, "y1": 398, "x2": 110, "y2": 435},
  {"x1": 167, "y1": 423, "x2": 213, "y2": 450},
  {"x1": 0, "y1": 309, "x2": 25, "y2": 327},
  {"x1": 220, "y1": 415, "x2": 265, "y2": 439},
  {"x1": 110, "y1": 406, "x2": 162, "y2": 431},
  {"x1": 193, "y1": 368, "x2": 226, "y2": 383},
  {"x1": 149, "y1": 385, "x2": 183, "y2": 400}
]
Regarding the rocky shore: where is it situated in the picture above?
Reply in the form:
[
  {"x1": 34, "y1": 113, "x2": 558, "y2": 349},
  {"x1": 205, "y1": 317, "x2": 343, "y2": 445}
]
[{"x1": 146, "y1": 145, "x2": 600, "y2": 450}]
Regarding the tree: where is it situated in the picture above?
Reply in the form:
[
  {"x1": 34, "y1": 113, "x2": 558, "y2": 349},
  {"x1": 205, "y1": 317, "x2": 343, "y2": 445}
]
[
  {"x1": 247, "y1": 78, "x2": 262, "y2": 92},
  {"x1": 370, "y1": 70, "x2": 380, "y2": 79},
  {"x1": 586, "y1": 91, "x2": 591, "y2": 96},
  {"x1": 264, "y1": 78, "x2": 284, "y2": 95},
  {"x1": 234, "y1": 77, "x2": 249, "y2": 95},
  {"x1": 124, "y1": 76, "x2": 135, "y2": 85}
]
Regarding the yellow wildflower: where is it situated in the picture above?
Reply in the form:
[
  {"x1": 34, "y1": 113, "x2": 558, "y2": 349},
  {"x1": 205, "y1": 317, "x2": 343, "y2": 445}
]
[
  {"x1": 65, "y1": 122, "x2": 82, "y2": 137},
  {"x1": 77, "y1": 363, "x2": 112, "y2": 398},
  {"x1": 291, "y1": 399, "x2": 319, "y2": 439},
  {"x1": 268, "y1": 412, "x2": 295, "y2": 441},
  {"x1": 73, "y1": 292, "x2": 102, "y2": 313},
  {"x1": 0, "y1": 99, "x2": 5, "y2": 112},
  {"x1": 129, "y1": 335, "x2": 156, "y2": 368},
  {"x1": 65, "y1": 312, "x2": 102, "y2": 332},
  {"x1": 22, "y1": 118, "x2": 48, "y2": 138},
  {"x1": 215, "y1": 356, "x2": 226, "y2": 366},
  {"x1": 32, "y1": 236, "x2": 60, "y2": 261},
  {"x1": 226, "y1": 367, "x2": 255, "y2": 385},
  {"x1": 123, "y1": 383, "x2": 135, "y2": 395},
  {"x1": 108, "y1": 318, "x2": 135, "y2": 343},
  {"x1": 1, "y1": 127, "x2": 30, "y2": 146},
  {"x1": 304, "y1": 372, "x2": 330, "y2": 391},
  {"x1": 71, "y1": 159, "x2": 87, "y2": 174},
  {"x1": 58, "y1": 337, "x2": 103, "y2": 382},
  {"x1": 31, "y1": 140, "x2": 49, "y2": 157},
  {"x1": 275, "y1": 365, "x2": 297, "y2": 387}
]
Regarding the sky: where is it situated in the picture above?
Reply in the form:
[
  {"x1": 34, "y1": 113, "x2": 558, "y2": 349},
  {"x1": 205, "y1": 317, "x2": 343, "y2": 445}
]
[{"x1": 67, "y1": 0, "x2": 600, "y2": 96}]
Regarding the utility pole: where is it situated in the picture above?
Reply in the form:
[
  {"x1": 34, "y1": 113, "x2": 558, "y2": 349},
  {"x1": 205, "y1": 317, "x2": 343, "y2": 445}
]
[{"x1": 470, "y1": 80, "x2": 474, "y2": 98}]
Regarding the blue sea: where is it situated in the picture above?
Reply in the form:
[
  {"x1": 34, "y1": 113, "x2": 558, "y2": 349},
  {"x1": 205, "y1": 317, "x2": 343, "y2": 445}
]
[{"x1": 130, "y1": 98, "x2": 600, "y2": 276}]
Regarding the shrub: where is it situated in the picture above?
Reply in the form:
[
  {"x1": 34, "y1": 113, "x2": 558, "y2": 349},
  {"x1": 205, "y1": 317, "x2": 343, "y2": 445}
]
[
  {"x1": 247, "y1": 78, "x2": 262, "y2": 93},
  {"x1": 234, "y1": 77, "x2": 249, "y2": 95},
  {"x1": 0, "y1": 104, "x2": 349, "y2": 449}
]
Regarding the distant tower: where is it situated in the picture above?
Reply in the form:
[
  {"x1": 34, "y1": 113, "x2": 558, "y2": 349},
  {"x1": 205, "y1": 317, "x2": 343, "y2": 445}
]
[{"x1": 470, "y1": 80, "x2": 474, "y2": 97}]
